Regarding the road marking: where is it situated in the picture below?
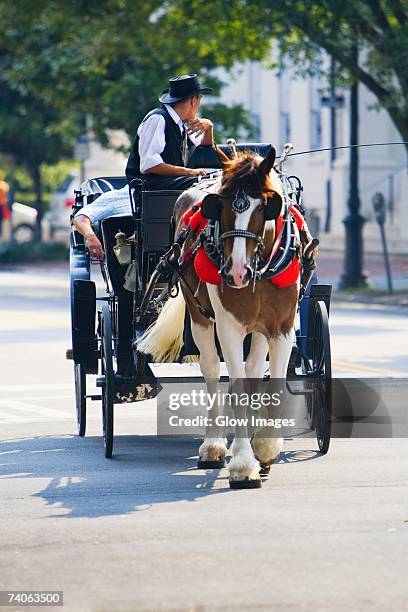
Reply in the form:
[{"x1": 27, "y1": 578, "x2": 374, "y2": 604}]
[
  {"x1": 0, "y1": 398, "x2": 72, "y2": 419},
  {"x1": 333, "y1": 360, "x2": 405, "y2": 377},
  {"x1": 0, "y1": 415, "x2": 34, "y2": 424},
  {"x1": 4, "y1": 394, "x2": 75, "y2": 401},
  {"x1": 0, "y1": 383, "x2": 74, "y2": 392},
  {"x1": 0, "y1": 310, "x2": 69, "y2": 331}
]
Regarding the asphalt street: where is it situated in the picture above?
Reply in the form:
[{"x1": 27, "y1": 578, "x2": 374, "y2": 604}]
[{"x1": 0, "y1": 263, "x2": 407, "y2": 611}]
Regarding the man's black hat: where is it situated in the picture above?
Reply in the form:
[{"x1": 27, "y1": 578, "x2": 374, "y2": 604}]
[{"x1": 159, "y1": 74, "x2": 212, "y2": 104}]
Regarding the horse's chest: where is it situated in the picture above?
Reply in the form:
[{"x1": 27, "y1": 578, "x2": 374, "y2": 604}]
[{"x1": 216, "y1": 283, "x2": 298, "y2": 336}]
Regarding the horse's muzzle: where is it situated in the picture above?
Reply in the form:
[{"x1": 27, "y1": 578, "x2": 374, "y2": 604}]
[{"x1": 221, "y1": 257, "x2": 254, "y2": 288}]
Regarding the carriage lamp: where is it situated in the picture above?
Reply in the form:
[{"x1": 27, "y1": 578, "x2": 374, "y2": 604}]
[{"x1": 113, "y1": 230, "x2": 132, "y2": 265}]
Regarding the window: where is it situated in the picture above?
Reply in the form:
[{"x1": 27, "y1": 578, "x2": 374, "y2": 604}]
[
  {"x1": 310, "y1": 81, "x2": 322, "y2": 149},
  {"x1": 280, "y1": 111, "x2": 291, "y2": 144},
  {"x1": 279, "y1": 72, "x2": 291, "y2": 146}
]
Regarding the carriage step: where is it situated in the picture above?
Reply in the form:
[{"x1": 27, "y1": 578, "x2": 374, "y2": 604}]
[
  {"x1": 86, "y1": 394, "x2": 102, "y2": 401},
  {"x1": 66, "y1": 348, "x2": 73, "y2": 360}
]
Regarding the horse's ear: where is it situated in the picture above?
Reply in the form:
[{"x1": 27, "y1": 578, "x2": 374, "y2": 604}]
[
  {"x1": 264, "y1": 192, "x2": 283, "y2": 221},
  {"x1": 214, "y1": 144, "x2": 230, "y2": 168},
  {"x1": 201, "y1": 193, "x2": 221, "y2": 221},
  {"x1": 258, "y1": 146, "x2": 276, "y2": 177}
]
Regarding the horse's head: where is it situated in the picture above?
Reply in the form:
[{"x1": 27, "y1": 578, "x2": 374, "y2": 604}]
[{"x1": 201, "y1": 146, "x2": 283, "y2": 288}]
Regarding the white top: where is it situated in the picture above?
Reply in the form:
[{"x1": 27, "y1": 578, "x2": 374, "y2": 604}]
[{"x1": 137, "y1": 104, "x2": 203, "y2": 174}]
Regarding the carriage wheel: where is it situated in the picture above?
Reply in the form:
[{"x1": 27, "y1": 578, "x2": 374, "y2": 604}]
[
  {"x1": 74, "y1": 362, "x2": 86, "y2": 437},
  {"x1": 101, "y1": 304, "x2": 114, "y2": 459},
  {"x1": 311, "y1": 300, "x2": 332, "y2": 454}
]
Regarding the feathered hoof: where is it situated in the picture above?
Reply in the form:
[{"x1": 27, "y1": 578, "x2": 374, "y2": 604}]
[
  {"x1": 258, "y1": 452, "x2": 282, "y2": 475},
  {"x1": 229, "y1": 478, "x2": 262, "y2": 490},
  {"x1": 198, "y1": 438, "x2": 228, "y2": 469},
  {"x1": 197, "y1": 458, "x2": 225, "y2": 469},
  {"x1": 251, "y1": 436, "x2": 283, "y2": 467}
]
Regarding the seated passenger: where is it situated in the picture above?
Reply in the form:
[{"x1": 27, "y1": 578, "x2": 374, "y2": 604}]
[{"x1": 74, "y1": 74, "x2": 213, "y2": 259}]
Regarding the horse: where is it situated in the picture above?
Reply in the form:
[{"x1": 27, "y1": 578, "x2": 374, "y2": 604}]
[{"x1": 138, "y1": 146, "x2": 302, "y2": 488}]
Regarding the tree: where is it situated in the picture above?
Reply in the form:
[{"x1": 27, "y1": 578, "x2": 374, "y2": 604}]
[
  {"x1": 0, "y1": 0, "x2": 256, "y2": 236},
  {"x1": 0, "y1": 79, "x2": 81, "y2": 239},
  {"x1": 0, "y1": 1, "x2": 84, "y2": 238},
  {"x1": 164, "y1": 0, "x2": 408, "y2": 152}
]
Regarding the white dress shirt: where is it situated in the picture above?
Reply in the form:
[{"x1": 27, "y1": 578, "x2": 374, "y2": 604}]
[{"x1": 137, "y1": 104, "x2": 203, "y2": 174}]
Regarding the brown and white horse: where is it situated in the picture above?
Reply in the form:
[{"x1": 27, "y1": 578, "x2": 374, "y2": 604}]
[{"x1": 139, "y1": 146, "x2": 300, "y2": 487}]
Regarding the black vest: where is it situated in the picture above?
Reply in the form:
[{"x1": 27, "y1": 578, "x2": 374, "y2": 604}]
[{"x1": 126, "y1": 106, "x2": 195, "y2": 183}]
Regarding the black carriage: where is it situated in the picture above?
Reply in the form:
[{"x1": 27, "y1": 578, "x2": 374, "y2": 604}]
[{"x1": 68, "y1": 143, "x2": 332, "y2": 458}]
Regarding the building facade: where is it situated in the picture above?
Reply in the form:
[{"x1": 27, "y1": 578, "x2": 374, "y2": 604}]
[{"x1": 218, "y1": 62, "x2": 408, "y2": 254}]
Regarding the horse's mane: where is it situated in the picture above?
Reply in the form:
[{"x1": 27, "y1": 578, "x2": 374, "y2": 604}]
[{"x1": 220, "y1": 151, "x2": 283, "y2": 197}]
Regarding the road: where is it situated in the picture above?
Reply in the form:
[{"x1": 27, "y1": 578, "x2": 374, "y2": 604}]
[{"x1": 0, "y1": 263, "x2": 407, "y2": 611}]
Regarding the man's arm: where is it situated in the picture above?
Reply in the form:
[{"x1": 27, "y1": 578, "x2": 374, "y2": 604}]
[
  {"x1": 147, "y1": 119, "x2": 213, "y2": 174},
  {"x1": 139, "y1": 114, "x2": 208, "y2": 176},
  {"x1": 73, "y1": 214, "x2": 104, "y2": 260},
  {"x1": 146, "y1": 163, "x2": 207, "y2": 176}
]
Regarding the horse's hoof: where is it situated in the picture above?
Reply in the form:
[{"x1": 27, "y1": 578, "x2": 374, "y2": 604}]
[
  {"x1": 197, "y1": 458, "x2": 225, "y2": 469},
  {"x1": 259, "y1": 463, "x2": 271, "y2": 475},
  {"x1": 229, "y1": 478, "x2": 262, "y2": 489}
]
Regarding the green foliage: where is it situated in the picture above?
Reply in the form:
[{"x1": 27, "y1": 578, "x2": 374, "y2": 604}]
[
  {"x1": 0, "y1": 240, "x2": 69, "y2": 264},
  {"x1": 202, "y1": 103, "x2": 258, "y2": 141},
  {"x1": 164, "y1": 0, "x2": 408, "y2": 145},
  {"x1": 2, "y1": 0, "x2": 405, "y2": 231},
  {"x1": 0, "y1": 0, "x2": 255, "y2": 203},
  {"x1": 1, "y1": 160, "x2": 78, "y2": 209}
]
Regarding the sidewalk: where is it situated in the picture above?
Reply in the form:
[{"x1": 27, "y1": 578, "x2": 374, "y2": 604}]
[
  {"x1": 1, "y1": 253, "x2": 408, "y2": 307},
  {"x1": 317, "y1": 249, "x2": 408, "y2": 307}
]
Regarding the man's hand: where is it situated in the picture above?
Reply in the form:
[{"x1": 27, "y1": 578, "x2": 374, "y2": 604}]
[
  {"x1": 187, "y1": 168, "x2": 208, "y2": 177},
  {"x1": 186, "y1": 118, "x2": 213, "y2": 137},
  {"x1": 85, "y1": 232, "x2": 104, "y2": 260}
]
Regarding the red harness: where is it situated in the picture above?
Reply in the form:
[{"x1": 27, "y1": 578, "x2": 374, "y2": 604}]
[{"x1": 182, "y1": 202, "x2": 304, "y2": 288}]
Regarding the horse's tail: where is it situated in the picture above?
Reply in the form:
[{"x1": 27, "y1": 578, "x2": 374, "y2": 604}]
[{"x1": 137, "y1": 288, "x2": 185, "y2": 362}]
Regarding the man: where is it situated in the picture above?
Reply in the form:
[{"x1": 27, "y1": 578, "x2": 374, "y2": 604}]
[{"x1": 74, "y1": 74, "x2": 213, "y2": 259}]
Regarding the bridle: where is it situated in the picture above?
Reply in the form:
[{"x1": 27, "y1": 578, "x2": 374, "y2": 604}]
[
  {"x1": 201, "y1": 180, "x2": 300, "y2": 291},
  {"x1": 220, "y1": 228, "x2": 264, "y2": 247},
  {"x1": 218, "y1": 187, "x2": 280, "y2": 263},
  {"x1": 202, "y1": 188, "x2": 278, "y2": 291}
]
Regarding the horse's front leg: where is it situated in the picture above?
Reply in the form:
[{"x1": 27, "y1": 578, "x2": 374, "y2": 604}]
[
  {"x1": 207, "y1": 288, "x2": 260, "y2": 486},
  {"x1": 190, "y1": 319, "x2": 228, "y2": 468},
  {"x1": 245, "y1": 332, "x2": 281, "y2": 470},
  {"x1": 251, "y1": 329, "x2": 295, "y2": 469}
]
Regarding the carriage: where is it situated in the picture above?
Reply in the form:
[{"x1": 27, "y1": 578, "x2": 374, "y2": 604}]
[{"x1": 68, "y1": 142, "x2": 332, "y2": 463}]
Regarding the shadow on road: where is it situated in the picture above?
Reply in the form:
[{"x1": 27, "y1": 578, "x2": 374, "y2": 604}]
[
  {"x1": 279, "y1": 449, "x2": 321, "y2": 463},
  {"x1": 0, "y1": 435, "x2": 226, "y2": 518},
  {"x1": 0, "y1": 434, "x2": 322, "y2": 518}
]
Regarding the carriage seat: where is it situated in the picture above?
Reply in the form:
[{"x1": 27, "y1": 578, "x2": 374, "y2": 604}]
[{"x1": 81, "y1": 176, "x2": 128, "y2": 196}]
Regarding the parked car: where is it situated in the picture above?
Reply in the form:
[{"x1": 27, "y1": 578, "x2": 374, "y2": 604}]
[
  {"x1": 10, "y1": 202, "x2": 51, "y2": 243},
  {"x1": 44, "y1": 170, "x2": 79, "y2": 241}
]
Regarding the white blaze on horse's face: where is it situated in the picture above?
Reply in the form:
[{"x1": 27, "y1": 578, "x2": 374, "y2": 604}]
[{"x1": 230, "y1": 196, "x2": 261, "y2": 287}]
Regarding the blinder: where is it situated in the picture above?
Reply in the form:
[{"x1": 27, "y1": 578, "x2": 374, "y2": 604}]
[
  {"x1": 201, "y1": 190, "x2": 282, "y2": 224},
  {"x1": 201, "y1": 193, "x2": 221, "y2": 221},
  {"x1": 264, "y1": 193, "x2": 283, "y2": 221}
]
